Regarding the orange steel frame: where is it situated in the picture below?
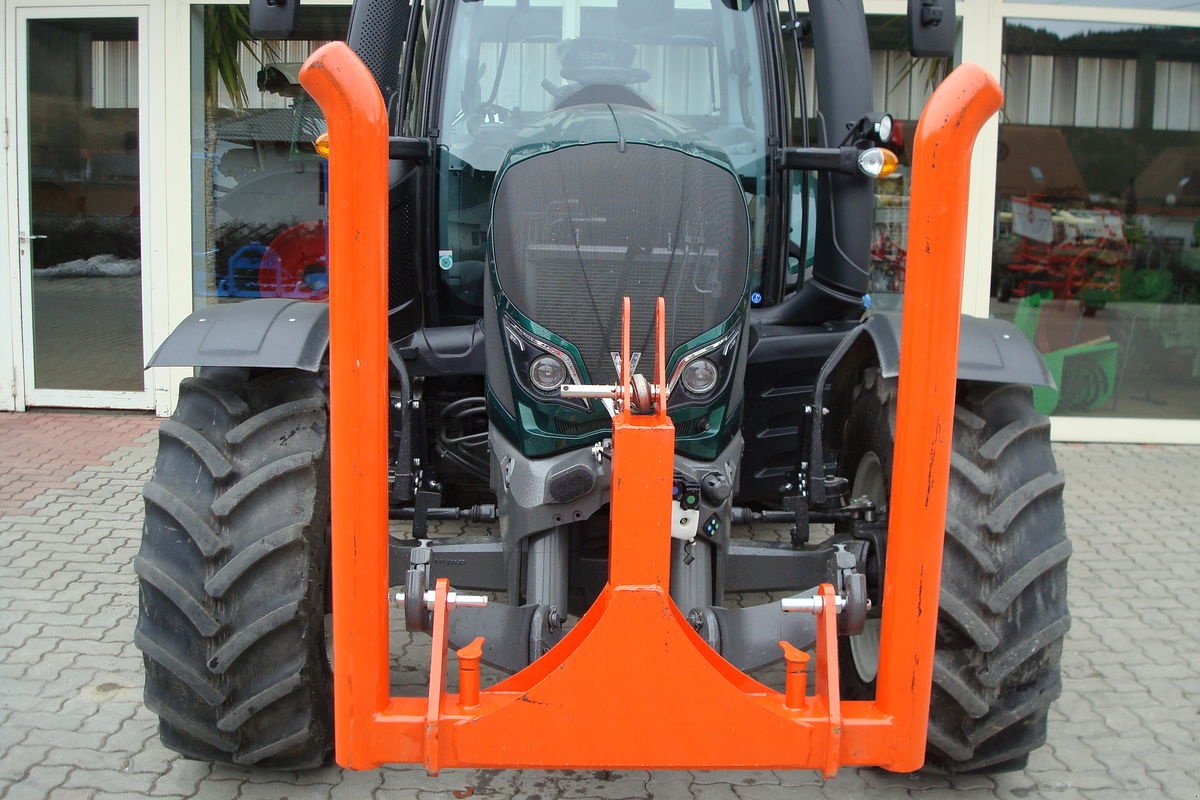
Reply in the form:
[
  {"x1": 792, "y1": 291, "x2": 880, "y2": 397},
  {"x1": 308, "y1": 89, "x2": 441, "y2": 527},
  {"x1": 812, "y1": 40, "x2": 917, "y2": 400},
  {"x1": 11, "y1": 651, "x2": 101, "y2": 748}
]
[{"x1": 301, "y1": 42, "x2": 1003, "y2": 775}]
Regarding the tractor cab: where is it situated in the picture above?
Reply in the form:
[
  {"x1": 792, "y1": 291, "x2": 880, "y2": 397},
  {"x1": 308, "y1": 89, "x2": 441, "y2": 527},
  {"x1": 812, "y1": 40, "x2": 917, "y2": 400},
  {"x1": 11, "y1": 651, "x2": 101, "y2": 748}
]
[
  {"x1": 432, "y1": 0, "x2": 772, "y2": 317},
  {"x1": 248, "y1": 0, "x2": 929, "y2": 335}
]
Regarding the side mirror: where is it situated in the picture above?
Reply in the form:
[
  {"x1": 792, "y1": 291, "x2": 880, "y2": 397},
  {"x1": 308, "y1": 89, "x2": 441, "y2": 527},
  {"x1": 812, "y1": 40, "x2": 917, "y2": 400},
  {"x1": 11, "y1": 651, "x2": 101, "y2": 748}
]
[
  {"x1": 249, "y1": 0, "x2": 299, "y2": 39},
  {"x1": 389, "y1": 137, "x2": 433, "y2": 162},
  {"x1": 907, "y1": 0, "x2": 955, "y2": 58}
]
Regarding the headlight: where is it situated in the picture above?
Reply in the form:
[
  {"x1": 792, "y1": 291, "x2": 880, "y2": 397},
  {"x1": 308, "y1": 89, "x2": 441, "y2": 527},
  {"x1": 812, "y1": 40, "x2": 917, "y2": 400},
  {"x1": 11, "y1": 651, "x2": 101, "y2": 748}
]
[
  {"x1": 502, "y1": 316, "x2": 588, "y2": 410},
  {"x1": 857, "y1": 147, "x2": 899, "y2": 179},
  {"x1": 529, "y1": 354, "x2": 567, "y2": 392},
  {"x1": 681, "y1": 358, "x2": 719, "y2": 396},
  {"x1": 667, "y1": 327, "x2": 740, "y2": 406}
]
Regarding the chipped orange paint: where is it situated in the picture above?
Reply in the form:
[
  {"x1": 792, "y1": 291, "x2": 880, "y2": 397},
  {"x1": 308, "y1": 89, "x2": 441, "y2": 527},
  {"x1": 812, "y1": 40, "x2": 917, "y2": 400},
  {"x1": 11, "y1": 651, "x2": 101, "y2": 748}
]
[{"x1": 302, "y1": 39, "x2": 1002, "y2": 776}]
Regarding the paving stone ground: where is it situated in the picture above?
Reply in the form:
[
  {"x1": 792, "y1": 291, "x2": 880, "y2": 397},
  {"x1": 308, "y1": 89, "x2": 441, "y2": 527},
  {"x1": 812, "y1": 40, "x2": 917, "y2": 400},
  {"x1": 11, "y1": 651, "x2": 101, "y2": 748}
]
[{"x1": 1, "y1": 411, "x2": 1198, "y2": 799}]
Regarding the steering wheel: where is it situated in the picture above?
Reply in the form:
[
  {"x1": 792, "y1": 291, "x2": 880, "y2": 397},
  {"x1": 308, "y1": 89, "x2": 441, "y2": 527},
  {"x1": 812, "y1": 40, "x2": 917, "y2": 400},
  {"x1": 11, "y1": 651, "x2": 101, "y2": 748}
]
[{"x1": 466, "y1": 102, "x2": 512, "y2": 137}]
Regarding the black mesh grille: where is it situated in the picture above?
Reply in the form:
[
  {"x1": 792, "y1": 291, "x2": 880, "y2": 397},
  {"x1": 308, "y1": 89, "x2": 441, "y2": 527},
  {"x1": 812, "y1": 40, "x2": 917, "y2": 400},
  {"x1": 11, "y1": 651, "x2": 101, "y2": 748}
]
[
  {"x1": 347, "y1": 0, "x2": 409, "y2": 104},
  {"x1": 386, "y1": 191, "x2": 422, "y2": 341},
  {"x1": 492, "y1": 143, "x2": 747, "y2": 383},
  {"x1": 388, "y1": 196, "x2": 415, "y2": 311}
]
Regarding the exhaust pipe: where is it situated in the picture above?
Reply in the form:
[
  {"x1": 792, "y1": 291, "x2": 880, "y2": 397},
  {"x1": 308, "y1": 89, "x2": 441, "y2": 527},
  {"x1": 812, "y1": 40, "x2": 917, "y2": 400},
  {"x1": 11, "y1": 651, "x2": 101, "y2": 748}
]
[{"x1": 758, "y1": 0, "x2": 876, "y2": 325}]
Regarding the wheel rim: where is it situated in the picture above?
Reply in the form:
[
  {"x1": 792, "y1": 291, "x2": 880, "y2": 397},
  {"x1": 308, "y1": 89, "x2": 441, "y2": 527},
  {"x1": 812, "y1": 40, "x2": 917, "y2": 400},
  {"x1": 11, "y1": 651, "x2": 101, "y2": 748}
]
[{"x1": 849, "y1": 452, "x2": 885, "y2": 684}]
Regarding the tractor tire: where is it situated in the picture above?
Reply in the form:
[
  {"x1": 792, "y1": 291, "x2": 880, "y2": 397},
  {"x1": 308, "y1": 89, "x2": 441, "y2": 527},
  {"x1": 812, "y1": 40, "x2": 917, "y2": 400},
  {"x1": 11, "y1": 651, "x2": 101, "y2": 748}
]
[
  {"x1": 135, "y1": 368, "x2": 332, "y2": 769},
  {"x1": 838, "y1": 368, "x2": 1070, "y2": 773}
]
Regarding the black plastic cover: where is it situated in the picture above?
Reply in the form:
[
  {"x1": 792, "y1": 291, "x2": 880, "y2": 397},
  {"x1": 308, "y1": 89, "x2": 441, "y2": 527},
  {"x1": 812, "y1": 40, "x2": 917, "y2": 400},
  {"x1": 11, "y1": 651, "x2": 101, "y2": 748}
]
[
  {"x1": 868, "y1": 312, "x2": 1055, "y2": 387},
  {"x1": 908, "y1": 0, "x2": 957, "y2": 58},
  {"x1": 249, "y1": 0, "x2": 299, "y2": 39}
]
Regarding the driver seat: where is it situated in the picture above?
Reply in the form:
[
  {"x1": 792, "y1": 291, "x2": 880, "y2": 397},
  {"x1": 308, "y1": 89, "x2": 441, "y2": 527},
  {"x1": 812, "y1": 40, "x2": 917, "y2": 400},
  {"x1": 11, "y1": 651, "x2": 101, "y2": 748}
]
[{"x1": 553, "y1": 37, "x2": 653, "y2": 111}]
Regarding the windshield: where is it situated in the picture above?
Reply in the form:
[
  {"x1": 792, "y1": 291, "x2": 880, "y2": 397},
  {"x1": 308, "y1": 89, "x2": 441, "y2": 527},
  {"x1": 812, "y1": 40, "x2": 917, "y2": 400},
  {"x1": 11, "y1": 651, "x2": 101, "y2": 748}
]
[{"x1": 435, "y1": 0, "x2": 768, "y2": 316}]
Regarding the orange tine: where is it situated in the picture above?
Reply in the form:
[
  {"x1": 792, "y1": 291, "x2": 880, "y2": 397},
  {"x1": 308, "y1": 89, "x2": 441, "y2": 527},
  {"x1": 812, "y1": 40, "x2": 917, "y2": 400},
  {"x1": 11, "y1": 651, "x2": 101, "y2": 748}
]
[
  {"x1": 620, "y1": 297, "x2": 632, "y2": 413},
  {"x1": 655, "y1": 297, "x2": 667, "y2": 419}
]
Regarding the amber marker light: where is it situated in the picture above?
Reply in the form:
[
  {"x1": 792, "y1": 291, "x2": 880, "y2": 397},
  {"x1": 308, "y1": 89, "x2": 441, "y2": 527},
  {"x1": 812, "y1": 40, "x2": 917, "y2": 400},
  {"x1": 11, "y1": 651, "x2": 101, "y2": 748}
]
[
  {"x1": 314, "y1": 132, "x2": 331, "y2": 158},
  {"x1": 858, "y1": 147, "x2": 899, "y2": 178}
]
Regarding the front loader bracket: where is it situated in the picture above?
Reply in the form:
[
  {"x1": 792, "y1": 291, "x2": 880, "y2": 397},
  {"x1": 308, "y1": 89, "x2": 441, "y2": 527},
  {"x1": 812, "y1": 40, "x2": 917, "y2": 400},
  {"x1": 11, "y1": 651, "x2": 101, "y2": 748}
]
[{"x1": 304, "y1": 38, "x2": 1004, "y2": 776}]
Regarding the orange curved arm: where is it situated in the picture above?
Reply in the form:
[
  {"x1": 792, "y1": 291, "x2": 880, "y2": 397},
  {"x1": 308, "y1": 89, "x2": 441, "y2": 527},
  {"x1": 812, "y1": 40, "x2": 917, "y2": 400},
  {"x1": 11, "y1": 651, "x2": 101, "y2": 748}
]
[
  {"x1": 873, "y1": 62, "x2": 1004, "y2": 771},
  {"x1": 299, "y1": 42, "x2": 390, "y2": 769}
]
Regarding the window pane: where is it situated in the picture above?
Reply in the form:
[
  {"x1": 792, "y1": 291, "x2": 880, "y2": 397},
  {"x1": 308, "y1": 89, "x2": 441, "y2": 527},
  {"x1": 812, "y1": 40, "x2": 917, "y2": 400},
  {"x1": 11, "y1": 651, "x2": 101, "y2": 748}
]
[
  {"x1": 866, "y1": 16, "x2": 960, "y2": 304},
  {"x1": 992, "y1": 20, "x2": 1200, "y2": 419},
  {"x1": 191, "y1": 6, "x2": 350, "y2": 309},
  {"x1": 1012, "y1": 0, "x2": 1199, "y2": 8},
  {"x1": 27, "y1": 17, "x2": 143, "y2": 392}
]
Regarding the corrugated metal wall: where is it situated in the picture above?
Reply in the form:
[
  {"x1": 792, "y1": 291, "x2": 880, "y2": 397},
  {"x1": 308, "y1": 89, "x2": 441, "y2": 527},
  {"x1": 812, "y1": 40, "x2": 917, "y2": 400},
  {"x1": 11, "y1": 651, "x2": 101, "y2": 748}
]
[
  {"x1": 1002, "y1": 53, "x2": 1138, "y2": 129},
  {"x1": 91, "y1": 41, "x2": 138, "y2": 109},
  {"x1": 1153, "y1": 60, "x2": 1200, "y2": 131}
]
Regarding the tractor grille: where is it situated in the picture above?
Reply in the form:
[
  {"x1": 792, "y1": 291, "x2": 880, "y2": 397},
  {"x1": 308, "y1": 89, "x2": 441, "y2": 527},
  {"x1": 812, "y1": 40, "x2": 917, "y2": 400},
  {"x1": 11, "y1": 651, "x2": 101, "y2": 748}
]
[{"x1": 491, "y1": 143, "x2": 748, "y2": 383}]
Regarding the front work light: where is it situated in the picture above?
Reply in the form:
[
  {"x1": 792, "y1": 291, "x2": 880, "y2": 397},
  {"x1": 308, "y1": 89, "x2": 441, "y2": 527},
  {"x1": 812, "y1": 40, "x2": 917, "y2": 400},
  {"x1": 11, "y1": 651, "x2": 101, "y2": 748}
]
[
  {"x1": 875, "y1": 114, "x2": 894, "y2": 145},
  {"x1": 858, "y1": 147, "x2": 899, "y2": 179}
]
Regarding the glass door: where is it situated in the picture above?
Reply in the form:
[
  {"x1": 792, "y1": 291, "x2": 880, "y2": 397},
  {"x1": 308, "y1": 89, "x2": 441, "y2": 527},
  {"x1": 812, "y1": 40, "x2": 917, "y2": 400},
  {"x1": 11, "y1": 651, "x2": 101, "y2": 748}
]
[{"x1": 14, "y1": 8, "x2": 151, "y2": 408}]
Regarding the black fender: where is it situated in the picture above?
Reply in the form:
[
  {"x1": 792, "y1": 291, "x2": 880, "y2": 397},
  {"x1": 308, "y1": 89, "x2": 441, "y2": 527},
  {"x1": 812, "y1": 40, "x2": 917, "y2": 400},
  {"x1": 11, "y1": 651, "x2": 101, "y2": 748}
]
[
  {"x1": 147, "y1": 298, "x2": 329, "y2": 372},
  {"x1": 807, "y1": 311, "x2": 1055, "y2": 505},
  {"x1": 856, "y1": 311, "x2": 1054, "y2": 387}
]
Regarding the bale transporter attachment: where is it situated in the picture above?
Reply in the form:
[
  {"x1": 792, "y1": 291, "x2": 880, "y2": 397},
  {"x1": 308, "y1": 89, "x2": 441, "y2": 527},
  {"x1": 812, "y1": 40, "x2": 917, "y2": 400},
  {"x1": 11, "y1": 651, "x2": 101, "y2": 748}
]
[{"x1": 302, "y1": 41, "x2": 1003, "y2": 775}]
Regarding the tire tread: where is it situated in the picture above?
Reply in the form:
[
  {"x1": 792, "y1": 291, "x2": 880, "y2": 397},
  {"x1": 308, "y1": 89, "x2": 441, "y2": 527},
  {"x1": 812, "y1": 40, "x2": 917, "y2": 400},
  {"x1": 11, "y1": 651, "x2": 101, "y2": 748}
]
[
  {"x1": 136, "y1": 368, "x2": 332, "y2": 770},
  {"x1": 839, "y1": 371, "x2": 1070, "y2": 773}
]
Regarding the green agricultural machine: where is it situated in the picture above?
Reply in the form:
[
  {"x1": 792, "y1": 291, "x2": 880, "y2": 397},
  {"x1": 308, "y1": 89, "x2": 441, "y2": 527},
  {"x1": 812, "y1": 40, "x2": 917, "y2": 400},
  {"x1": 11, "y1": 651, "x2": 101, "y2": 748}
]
[{"x1": 135, "y1": 0, "x2": 1070, "y2": 775}]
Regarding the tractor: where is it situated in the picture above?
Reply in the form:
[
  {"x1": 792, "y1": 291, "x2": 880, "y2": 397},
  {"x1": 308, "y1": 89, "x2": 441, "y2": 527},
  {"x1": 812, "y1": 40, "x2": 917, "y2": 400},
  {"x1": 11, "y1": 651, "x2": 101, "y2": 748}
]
[{"x1": 135, "y1": 0, "x2": 1070, "y2": 777}]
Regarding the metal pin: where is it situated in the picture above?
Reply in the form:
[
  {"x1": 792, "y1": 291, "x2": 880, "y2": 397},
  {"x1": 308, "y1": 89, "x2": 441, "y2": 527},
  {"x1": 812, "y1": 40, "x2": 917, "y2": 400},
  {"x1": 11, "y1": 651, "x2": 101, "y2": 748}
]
[
  {"x1": 393, "y1": 590, "x2": 489, "y2": 610},
  {"x1": 781, "y1": 594, "x2": 847, "y2": 614}
]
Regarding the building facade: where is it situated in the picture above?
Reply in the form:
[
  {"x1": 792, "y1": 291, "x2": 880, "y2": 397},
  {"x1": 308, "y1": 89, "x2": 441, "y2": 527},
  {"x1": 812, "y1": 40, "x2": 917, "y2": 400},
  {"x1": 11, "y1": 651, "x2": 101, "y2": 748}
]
[{"x1": 1, "y1": 0, "x2": 1198, "y2": 443}]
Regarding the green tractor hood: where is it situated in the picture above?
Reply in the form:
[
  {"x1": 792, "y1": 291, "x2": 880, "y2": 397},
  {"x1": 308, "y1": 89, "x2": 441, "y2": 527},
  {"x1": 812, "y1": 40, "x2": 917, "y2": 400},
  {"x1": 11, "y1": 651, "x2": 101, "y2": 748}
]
[{"x1": 484, "y1": 103, "x2": 752, "y2": 460}]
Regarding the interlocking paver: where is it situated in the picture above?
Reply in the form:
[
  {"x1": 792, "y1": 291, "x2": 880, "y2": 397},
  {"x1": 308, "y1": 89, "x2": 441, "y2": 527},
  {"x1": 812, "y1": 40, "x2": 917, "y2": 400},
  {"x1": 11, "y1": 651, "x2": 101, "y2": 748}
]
[{"x1": 1, "y1": 411, "x2": 1198, "y2": 799}]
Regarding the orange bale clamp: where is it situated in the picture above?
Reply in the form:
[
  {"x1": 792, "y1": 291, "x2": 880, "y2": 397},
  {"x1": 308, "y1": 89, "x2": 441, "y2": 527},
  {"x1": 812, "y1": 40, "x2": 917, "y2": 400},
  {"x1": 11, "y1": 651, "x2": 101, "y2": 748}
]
[{"x1": 301, "y1": 41, "x2": 1003, "y2": 775}]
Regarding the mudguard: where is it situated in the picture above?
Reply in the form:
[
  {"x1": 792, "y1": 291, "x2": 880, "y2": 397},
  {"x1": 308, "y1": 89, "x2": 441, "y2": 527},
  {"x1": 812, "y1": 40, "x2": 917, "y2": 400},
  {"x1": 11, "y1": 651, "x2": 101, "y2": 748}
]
[
  {"x1": 147, "y1": 298, "x2": 328, "y2": 372},
  {"x1": 807, "y1": 310, "x2": 1054, "y2": 506},
  {"x1": 863, "y1": 311, "x2": 1055, "y2": 387}
]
